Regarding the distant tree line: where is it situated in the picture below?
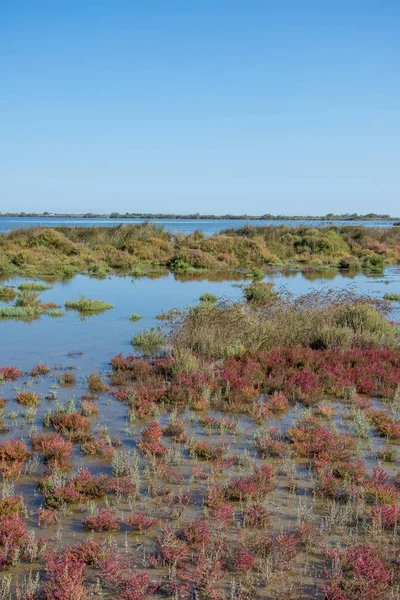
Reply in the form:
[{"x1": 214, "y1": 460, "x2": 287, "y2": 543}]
[{"x1": 0, "y1": 212, "x2": 396, "y2": 220}]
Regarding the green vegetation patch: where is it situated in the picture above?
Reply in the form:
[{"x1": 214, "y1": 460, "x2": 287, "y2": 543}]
[
  {"x1": 65, "y1": 295, "x2": 113, "y2": 313},
  {"x1": 0, "y1": 306, "x2": 43, "y2": 318},
  {"x1": 0, "y1": 286, "x2": 18, "y2": 302},
  {"x1": 129, "y1": 313, "x2": 142, "y2": 321},
  {"x1": 384, "y1": 293, "x2": 400, "y2": 302},
  {"x1": 131, "y1": 328, "x2": 166, "y2": 354},
  {"x1": 18, "y1": 282, "x2": 53, "y2": 291}
]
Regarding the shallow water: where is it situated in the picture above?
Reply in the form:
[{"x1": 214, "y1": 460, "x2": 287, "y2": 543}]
[
  {"x1": 0, "y1": 215, "x2": 398, "y2": 235},
  {"x1": 0, "y1": 267, "x2": 399, "y2": 598},
  {"x1": 1, "y1": 268, "x2": 399, "y2": 372}
]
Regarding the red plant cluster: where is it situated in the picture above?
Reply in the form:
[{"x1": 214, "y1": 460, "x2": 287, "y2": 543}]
[
  {"x1": 29, "y1": 363, "x2": 50, "y2": 377},
  {"x1": 31, "y1": 432, "x2": 73, "y2": 469},
  {"x1": 83, "y1": 508, "x2": 120, "y2": 532},
  {"x1": 39, "y1": 468, "x2": 107, "y2": 508},
  {"x1": 0, "y1": 438, "x2": 32, "y2": 479},
  {"x1": 15, "y1": 391, "x2": 40, "y2": 406},
  {"x1": 136, "y1": 421, "x2": 168, "y2": 457},
  {"x1": 227, "y1": 465, "x2": 276, "y2": 501},
  {"x1": 371, "y1": 503, "x2": 400, "y2": 530},
  {"x1": 108, "y1": 346, "x2": 399, "y2": 423},
  {"x1": 0, "y1": 366, "x2": 23, "y2": 380},
  {"x1": 126, "y1": 510, "x2": 158, "y2": 533},
  {"x1": 80, "y1": 436, "x2": 114, "y2": 458},
  {"x1": 323, "y1": 544, "x2": 391, "y2": 600},
  {"x1": 368, "y1": 408, "x2": 400, "y2": 441}
]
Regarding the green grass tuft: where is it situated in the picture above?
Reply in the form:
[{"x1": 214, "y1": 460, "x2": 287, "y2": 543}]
[
  {"x1": 0, "y1": 306, "x2": 43, "y2": 318},
  {"x1": 0, "y1": 286, "x2": 18, "y2": 302},
  {"x1": 129, "y1": 313, "x2": 142, "y2": 321},
  {"x1": 48, "y1": 309, "x2": 66, "y2": 318},
  {"x1": 18, "y1": 282, "x2": 53, "y2": 291},
  {"x1": 384, "y1": 292, "x2": 400, "y2": 302},
  {"x1": 131, "y1": 328, "x2": 166, "y2": 354},
  {"x1": 65, "y1": 295, "x2": 113, "y2": 313}
]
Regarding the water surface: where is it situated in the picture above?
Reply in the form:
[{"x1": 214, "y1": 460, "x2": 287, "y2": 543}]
[
  {"x1": 0, "y1": 216, "x2": 398, "y2": 235},
  {"x1": 1, "y1": 267, "x2": 398, "y2": 372}
]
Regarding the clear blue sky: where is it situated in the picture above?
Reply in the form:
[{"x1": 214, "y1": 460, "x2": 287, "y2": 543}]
[{"x1": 1, "y1": 1, "x2": 399, "y2": 215}]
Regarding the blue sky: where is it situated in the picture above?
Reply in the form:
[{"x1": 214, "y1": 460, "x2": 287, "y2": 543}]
[{"x1": 1, "y1": 1, "x2": 399, "y2": 215}]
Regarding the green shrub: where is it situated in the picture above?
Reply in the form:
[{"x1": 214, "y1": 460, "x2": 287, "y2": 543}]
[
  {"x1": 15, "y1": 291, "x2": 43, "y2": 309},
  {"x1": 171, "y1": 349, "x2": 199, "y2": 376},
  {"x1": 65, "y1": 295, "x2": 113, "y2": 312},
  {"x1": 87, "y1": 261, "x2": 111, "y2": 278},
  {"x1": 0, "y1": 286, "x2": 18, "y2": 302},
  {"x1": 242, "y1": 281, "x2": 277, "y2": 304},
  {"x1": 361, "y1": 253, "x2": 385, "y2": 271},
  {"x1": 199, "y1": 292, "x2": 218, "y2": 304},
  {"x1": 248, "y1": 267, "x2": 264, "y2": 280}
]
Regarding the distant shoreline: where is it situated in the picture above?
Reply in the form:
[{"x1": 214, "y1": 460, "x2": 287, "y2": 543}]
[{"x1": 0, "y1": 212, "x2": 398, "y2": 221}]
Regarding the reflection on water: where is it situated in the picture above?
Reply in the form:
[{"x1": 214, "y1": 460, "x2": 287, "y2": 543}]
[{"x1": 0, "y1": 268, "x2": 399, "y2": 372}]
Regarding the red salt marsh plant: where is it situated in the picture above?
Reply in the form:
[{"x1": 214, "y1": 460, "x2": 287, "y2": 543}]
[
  {"x1": 79, "y1": 398, "x2": 99, "y2": 416},
  {"x1": 0, "y1": 495, "x2": 23, "y2": 519},
  {"x1": 0, "y1": 438, "x2": 32, "y2": 478},
  {"x1": 38, "y1": 507, "x2": 58, "y2": 527},
  {"x1": 254, "y1": 426, "x2": 289, "y2": 458},
  {"x1": 137, "y1": 421, "x2": 168, "y2": 457},
  {"x1": 31, "y1": 432, "x2": 73, "y2": 468},
  {"x1": 260, "y1": 391, "x2": 290, "y2": 416},
  {"x1": 0, "y1": 366, "x2": 23, "y2": 380},
  {"x1": 368, "y1": 408, "x2": 400, "y2": 441},
  {"x1": 64, "y1": 539, "x2": 110, "y2": 566},
  {"x1": 364, "y1": 465, "x2": 399, "y2": 504},
  {"x1": 99, "y1": 556, "x2": 152, "y2": 600},
  {"x1": 15, "y1": 391, "x2": 40, "y2": 407},
  {"x1": 287, "y1": 416, "x2": 354, "y2": 468},
  {"x1": 323, "y1": 544, "x2": 392, "y2": 600},
  {"x1": 87, "y1": 371, "x2": 108, "y2": 393},
  {"x1": 190, "y1": 440, "x2": 227, "y2": 461},
  {"x1": 227, "y1": 465, "x2": 276, "y2": 501},
  {"x1": 243, "y1": 503, "x2": 270, "y2": 529},
  {"x1": 371, "y1": 503, "x2": 400, "y2": 530},
  {"x1": 183, "y1": 518, "x2": 212, "y2": 549},
  {"x1": 149, "y1": 524, "x2": 189, "y2": 568},
  {"x1": 80, "y1": 437, "x2": 114, "y2": 458},
  {"x1": 0, "y1": 513, "x2": 26, "y2": 566},
  {"x1": 47, "y1": 412, "x2": 91, "y2": 441},
  {"x1": 43, "y1": 551, "x2": 91, "y2": 600},
  {"x1": 59, "y1": 371, "x2": 77, "y2": 386},
  {"x1": 180, "y1": 552, "x2": 226, "y2": 600},
  {"x1": 39, "y1": 468, "x2": 107, "y2": 508},
  {"x1": 126, "y1": 510, "x2": 158, "y2": 533},
  {"x1": 83, "y1": 507, "x2": 120, "y2": 532},
  {"x1": 29, "y1": 363, "x2": 50, "y2": 377}
]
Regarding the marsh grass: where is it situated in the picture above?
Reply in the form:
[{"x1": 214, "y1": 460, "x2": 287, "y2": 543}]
[
  {"x1": 131, "y1": 328, "x2": 166, "y2": 354},
  {"x1": 129, "y1": 313, "x2": 142, "y2": 321},
  {"x1": 0, "y1": 286, "x2": 17, "y2": 302},
  {"x1": 168, "y1": 288, "x2": 397, "y2": 358},
  {"x1": 384, "y1": 292, "x2": 400, "y2": 302},
  {"x1": 65, "y1": 295, "x2": 113, "y2": 313},
  {"x1": 0, "y1": 223, "x2": 399, "y2": 278},
  {"x1": 18, "y1": 282, "x2": 52, "y2": 291},
  {"x1": 48, "y1": 310, "x2": 65, "y2": 318},
  {"x1": 0, "y1": 306, "x2": 43, "y2": 318}
]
